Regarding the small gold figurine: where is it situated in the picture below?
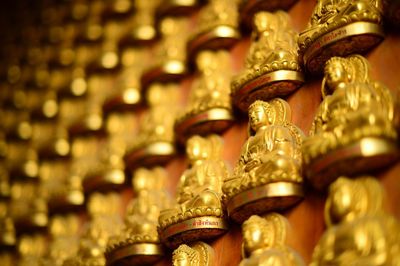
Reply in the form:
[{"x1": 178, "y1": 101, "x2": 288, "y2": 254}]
[
  {"x1": 240, "y1": 214, "x2": 305, "y2": 266},
  {"x1": 223, "y1": 99, "x2": 304, "y2": 223},
  {"x1": 125, "y1": 83, "x2": 179, "y2": 170},
  {"x1": 187, "y1": 0, "x2": 240, "y2": 62},
  {"x1": 158, "y1": 135, "x2": 229, "y2": 248},
  {"x1": 175, "y1": 50, "x2": 234, "y2": 144},
  {"x1": 298, "y1": 0, "x2": 384, "y2": 75},
  {"x1": 40, "y1": 161, "x2": 84, "y2": 212},
  {"x1": 9, "y1": 181, "x2": 48, "y2": 230},
  {"x1": 0, "y1": 203, "x2": 16, "y2": 249},
  {"x1": 102, "y1": 48, "x2": 149, "y2": 113},
  {"x1": 231, "y1": 11, "x2": 304, "y2": 112},
  {"x1": 119, "y1": 0, "x2": 161, "y2": 46},
  {"x1": 141, "y1": 17, "x2": 190, "y2": 91},
  {"x1": 302, "y1": 55, "x2": 399, "y2": 189},
  {"x1": 239, "y1": 0, "x2": 300, "y2": 30},
  {"x1": 17, "y1": 233, "x2": 48, "y2": 266},
  {"x1": 63, "y1": 193, "x2": 123, "y2": 266},
  {"x1": 311, "y1": 176, "x2": 400, "y2": 265},
  {"x1": 42, "y1": 214, "x2": 81, "y2": 266},
  {"x1": 106, "y1": 168, "x2": 170, "y2": 265},
  {"x1": 172, "y1": 241, "x2": 215, "y2": 266}
]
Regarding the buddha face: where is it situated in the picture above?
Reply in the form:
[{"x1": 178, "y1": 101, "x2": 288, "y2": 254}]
[
  {"x1": 249, "y1": 105, "x2": 269, "y2": 131},
  {"x1": 186, "y1": 136, "x2": 209, "y2": 162},
  {"x1": 254, "y1": 12, "x2": 276, "y2": 33},
  {"x1": 243, "y1": 223, "x2": 272, "y2": 254},
  {"x1": 325, "y1": 60, "x2": 348, "y2": 91},
  {"x1": 173, "y1": 252, "x2": 189, "y2": 266},
  {"x1": 328, "y1": 179, "x2": 356, "y2": 224}
]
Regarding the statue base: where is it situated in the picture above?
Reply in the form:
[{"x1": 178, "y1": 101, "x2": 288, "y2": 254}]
[
  {"x1": 232, "y1": 70, "x2": 304, "y2": 112},
  {"x1": 106, "y1": 243, "x2": 164, "y2": 266},
  {"x1": 226, "y1": 182, "x2": 304, "y2": 223},
  {"x1": 48, "y1": 191, "x2": 85, "y2": 213},
  {"x1": 159, "y1": 216, "x2": 228, "y2": 249},
  {"x1": 83, "y1": 169, "x2": 126, "y2": 193},
  {"x1": 187, "y1": 25, "x2": 240, "y2": 65},
  {"x1": 306, "y1": 137, "x2": 399, "y2": 190},
  {"x1": 103, "y1": 91, "x2": 142, "y2": 115},
  {"x1": 157, "y1": 0, "x2": 199, "y2": 18},
  {"x1": 124, "y1": 141, "x2": 176, "y2": 170},
  {"x1": 303, "y1": 21, "x2": 384, "y2": 75},
  {"x1": 175, "y1": 107, "x2": 234, "y2": 144},
  {"x1": 141, "y1": 61, "x2": 187, "y2": 93},
  {"x1": 240, "y1": 0, "x2": 299, "y2": 30}
]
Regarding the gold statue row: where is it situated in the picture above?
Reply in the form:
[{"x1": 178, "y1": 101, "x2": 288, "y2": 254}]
[
  {"x1": 1, "y1": 0, "x2": 400, "y2": 265},
  {"x1": 2, "y1": 175, "x2": 400, "y2": 266},
  {"x1": 2, "y1": 51, "x2": 398, "y2": 265},
  {"x1": 83, "y1": 174, "x2": 400, "y2": 266}
]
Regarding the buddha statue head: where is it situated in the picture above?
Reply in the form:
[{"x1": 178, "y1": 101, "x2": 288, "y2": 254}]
[
  {"x1": 186, "y1": 135, "x2": 222, "y2": 164},
  {"x1": 253, "y1": 11, "x2": 289, "y2": 34},
  {"x1": 325, "y1": 176, "x2": 383, "y2": 226},
  {"x1": 132, "y1": 167, "x2": 166, "y2": 193},
  {"x1": 248, "y1": 99, "x2": 291, "y2": 135},
  {"x1": 322, "y1": 55, "x2": 370, "y2": 97},
  {"x1": 242, "y1": 214, "x2": 288, "y2": 257},
  {"x1": 172, "y1": 242, "x2": 213, "y2": 266},
  {"x1": 172, "y1": 244, "x2": 200, "y2": 266}
]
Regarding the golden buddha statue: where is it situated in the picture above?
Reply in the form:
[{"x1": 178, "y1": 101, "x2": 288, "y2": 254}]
[
  {"x1": 172, "y1": 241, "x2": 214, "y2": 266},
  {"x1": 158, "y1": 135, "x2": 229, "y2": 248},
  {"x1": 0, "y1": 202, "x2": 16, "y2": 248},
  {"x1": 223, "y1": 99, "x2": 304, "y2": 223},
  {"x1": 141, "y1": 17, "x2": 190, "y2": 90},
  {"x1": 311, "y1": 176, "x2": 400, "y2": 265},
  {"x1": 42, "y1": 214, "x2": 80, "y2": 266},
  {"x1": 240, "y1": 214, "x2": 305, "y2": 266},
  {"x1": 17, "y1": 234, "x2": 47, "y2": 266},
  {"x1": 231, "y1": 11, "x2": 304, "y2": 112},
  {"x1": 302, "y1": 55, "x2": 399, "y2": 189},
  {"x1": 125, "y1": 83, "x2": 179, "y2": 169},
  {"x1": 105, "y1": 167, "x2": 170, "y2": 266},
  {"x1": 120, "y1": 0, "x2": 160, "y2": 45},
  {"x1": 175, "y1": 50, "x2": 233, "y2": 144},
  {"x1": 63, "y1": 193, "x2": 123, "y2": 266},
  {"x1": 103, "y1": 48, "x2": 148, "y2": 112},
  {"x1": 298, "y1": 0, "x2": 384, "y2": 74},
  {"x1": 187, "y1": 0, "x2": 240, "y2": 61},
  {"x1": 39, "y1": 161, "x2": 84, "y2": 212},
  {"x1": 239, "y1": 0, "x2": 299, "y2": 30},
  {"x1": 9, "y1": 181, "x2": 48, "y2": 230}
]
